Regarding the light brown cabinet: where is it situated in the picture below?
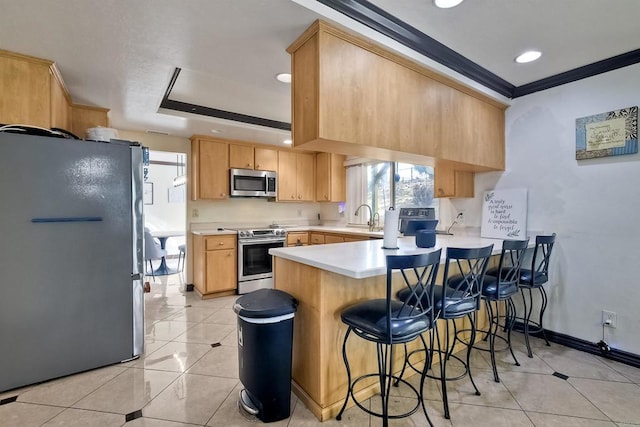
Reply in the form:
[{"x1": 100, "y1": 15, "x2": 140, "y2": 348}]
[
  {"x1": 310, "y1": 233, "x2": 325, "y2": 245},
  {"x1": 287, "y1": 21, "x2": 506, "y2": 172},
  {"x1": 287, "y1": 232, "x2": 309, "y2": 247},
  {"x1": 193, "y1": 234, "x2": 237, "y2": 297},
  {"x1": 434, "y1": 162, "x2": 474, "y2": 198},
  {"x1": 229, "y1": 144, "x2": 278, "y2": 171},
  {"x1": 315, "y1": 152, "x2": 346, "y2": 202},
  {"x1": 0, "y1": 49, "x2": 109, "y2": 136},
  {"x1": 277, "y1": 151, "x2": 315, "y2": 201},
  {"x1": 190, "y1": 137, "x2": 229, "y2": 200}
]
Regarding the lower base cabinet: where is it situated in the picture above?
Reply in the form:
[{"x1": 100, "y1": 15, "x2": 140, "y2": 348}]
[{"x1": 193, "y1": 234, "x2": 237, "y2": 297}]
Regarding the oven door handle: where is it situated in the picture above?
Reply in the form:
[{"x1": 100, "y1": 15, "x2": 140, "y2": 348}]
[{"x1": 238, "y1": 239, "x2": 286, "y2": 245}]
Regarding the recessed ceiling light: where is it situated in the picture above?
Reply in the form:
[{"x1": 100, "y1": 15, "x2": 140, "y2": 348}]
[
  {"x1": 211, "y1": 129, "x2": 221, "y2": 134},
  {"x1": 276, "y1": 73, "x2": 292, "y2": 83},
  {"x1": 434, "y1": 0, "x2": 464, "y2": 8},
  {"x1": 515, "y1": 50, "x2": 542, "y2": 64},
  {"x1": 283, "y1": 139, "x2": 292, "y2": 145}
]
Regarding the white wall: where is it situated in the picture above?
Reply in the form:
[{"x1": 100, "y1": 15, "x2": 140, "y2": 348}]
[{"x1": 452, "y1": 63, "x2": 640, "y2": 354}]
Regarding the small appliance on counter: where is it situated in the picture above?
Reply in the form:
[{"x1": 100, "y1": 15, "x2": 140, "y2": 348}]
[{"x1": 398, "y1": 207, "x2": 436, "y2": 234}]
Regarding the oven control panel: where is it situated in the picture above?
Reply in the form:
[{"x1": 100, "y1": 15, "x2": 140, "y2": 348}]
[{"x1": 238, "y1": 229, "x2": 287, "y2": 239}]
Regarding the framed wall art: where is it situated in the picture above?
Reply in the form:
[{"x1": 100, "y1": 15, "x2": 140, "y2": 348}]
[{"x1": 575, "y1": 106, "x2": 638, "y2": 160}]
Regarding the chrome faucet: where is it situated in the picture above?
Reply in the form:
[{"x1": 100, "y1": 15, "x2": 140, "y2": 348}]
[{"x1": 354, "y1": 204, "x2": 376, "y2": 232}]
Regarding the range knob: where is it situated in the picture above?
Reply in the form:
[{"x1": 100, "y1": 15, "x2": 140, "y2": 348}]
[{"x1": 238, "y1": 231, "x2": 247, "y2": 238}]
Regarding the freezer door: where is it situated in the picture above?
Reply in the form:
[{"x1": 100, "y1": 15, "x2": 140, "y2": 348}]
[{"x1": 0, "y1": 133, "x2": 140, "y2": 392}]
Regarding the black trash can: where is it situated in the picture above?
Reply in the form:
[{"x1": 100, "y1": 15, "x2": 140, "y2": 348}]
[{"x1": 233, "y1": 288, "x2": 298, "y2": 423}]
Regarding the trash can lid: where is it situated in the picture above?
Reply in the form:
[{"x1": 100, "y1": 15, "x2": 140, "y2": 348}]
[{"x1": 233, "y1": 288, "x2": 298, "y2": 319}]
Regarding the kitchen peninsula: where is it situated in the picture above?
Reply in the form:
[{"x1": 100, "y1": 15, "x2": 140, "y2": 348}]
[{"x1": 269, "y1": 233, "x2": 511, "y2": 421}]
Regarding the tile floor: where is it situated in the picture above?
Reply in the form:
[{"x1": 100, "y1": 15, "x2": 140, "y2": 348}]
[{"x1": 1, "y1": 269, "x2": 639, "y2": 427}]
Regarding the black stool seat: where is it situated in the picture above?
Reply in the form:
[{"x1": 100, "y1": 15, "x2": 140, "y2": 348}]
[
  {"x1": 518, "y1": 269, "x2": 548, "y2": 287},
  {"x1": 482, "y1": 275, "x2": 518, "y2": 298},
  {"x1": 341, "y1": 299, "x2": 433, "y2": 343}
]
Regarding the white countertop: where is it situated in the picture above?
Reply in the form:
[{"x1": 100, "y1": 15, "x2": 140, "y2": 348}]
[
  {"x1": 269, "y1": 232, "x2": 511, "y2": 279},
  {"x1": 191, "y1": 229, "x2": 237, "y2": 236}
]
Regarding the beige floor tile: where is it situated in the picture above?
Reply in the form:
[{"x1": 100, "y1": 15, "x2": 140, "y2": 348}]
[
  {"x1": 168, "y1": 307, "x2": 220, "y2": 322},
  {"x1": 599, "y1": 358, "x2": 640, "y2": 384},
  {"x1": 142, "y1": 373, "x2": 238, "y2": 425},
  {"x1": 121, "y1": 339, "x2": 170, "y2": 368},
  {"x1": 499, "y1": 371, "x2": 608, "y2": 420},
  {"x1": 526, "y1": 411, "x2": 617, "y2": 426},
  {"x1": 207, "y1": 382, "x2": 292, "y2": 427},
  {"x1": 391, "y1": 369, "x2": 443, "y2": 402},
  {"x1": 369, "y1": 395, "x2": 452, "y2": 427},
  {"x1": 73, "y1": 368, "x2": 179, "y2": 414},
  {"x1": 446, "y1": 403, "x2": 533, "y2": 426},
  {"x1": 134, "y1": 341, "x2": 212, "y2": 372},
  {"x1": 535, "y1": 347, "x2": 630, "y2": 382},
  {"x1": 17, "y1": 365, "x2": 127, "y2": 407},
  {"x1": 203, "y1": 308, "x2": 238, "y2": 325},
  {"x1": 144, "y1": 320, "x2": 196, "y2": 341},
  {"x1": 186, "y1": 345, "x2": 239, "y2": 378},
  {"x1": 126, "y1": 418, "x2": 195, "y2": 427},
  {"x1": 286, "y1": 395, "x2": 369, "y2": 427},
  {"x1": 173, "y1": 322, "x2": 236, "y2": 345},
  {"x1": 437, "y1": 366, "x2": 521, "y2": 410},
  {"x1": 41, "y1": 408, "x2": 124, "y2": 426},
  {"x1": 569, "y1": 377, "x2": 640, "y2": 424},
  {"x1": 221, "y1": 326, "x2": 238, "y2": 346},
  {"x1": 0, "y1": 402, "x2": 64, "y2": 427},
  {"x1": 479, "y1": 344, "x2": 554, "y2": 375}
]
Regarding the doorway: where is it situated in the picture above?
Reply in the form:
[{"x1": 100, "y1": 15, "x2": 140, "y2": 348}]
[{"x1": 143, "y1": 150, "x2": 187, "y2": 285}]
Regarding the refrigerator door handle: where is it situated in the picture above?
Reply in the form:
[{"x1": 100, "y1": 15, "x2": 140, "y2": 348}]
[{"x1": 131, "y1": 273, "x2": 142, "y2": 280}]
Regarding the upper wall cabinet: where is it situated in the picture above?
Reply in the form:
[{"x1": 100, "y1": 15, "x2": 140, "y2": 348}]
[
  {"x1": 277, "y1": 151, "x2": 315, "y2": 202},
  {"x1": 229, "y1": 144, "x2": 278, "y2": 172},
  {"x1": 191, "y1": 136, "x2": 229, "y2": 200},
  {"x1": 316, "y1": 152, "x2": 345, "y2": 202},
  {"x1": 287, "y1": 20, "x2": 507, "y2": 173},
  {"x1": 0, "y1": 49, "x2": 109, "y2": 136}
]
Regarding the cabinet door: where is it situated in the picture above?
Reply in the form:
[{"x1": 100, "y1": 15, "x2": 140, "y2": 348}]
[
  {"x1": 255, "y1": 147, "x2": 278, "y2": 171},
  {"x1": 316, "y1": 153, "x2": 345, "y2": 202},
  {"x1": 205, "y1": 249, "x2": 236, "y2": 293},
  {"x1": 297, "y1": 152, "x2": 315, "y2": 201},
  {"x1": 0, "y1": 54, "x2": 51, "y2": 128},
  {"x1": 310, "y1": 233, "x2": 325, "y2": 245},
  {"x1": 277, "y1": 151, "x2": 298, "y2": 201},
  {"x1": 229, "y1": 144, "x2": 254, "y2": 169},
  {"x1": 199, "y1": 140, "x2": 229, "y2": 199},
  {"x1": 324, "y1": 235, "x2": 344, "y2": 244},
  {"x1": 434, "y1": 163, "x2": 474, "y2": 198}
]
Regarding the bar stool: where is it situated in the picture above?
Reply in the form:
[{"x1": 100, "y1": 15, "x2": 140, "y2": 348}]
[
  {"x1": 517, "y1": 233, "x2": 556, "y2": 358},
  {"x1": 177, "y1": 244, "x2": 186, "y2": 272},
  {"x1": 335, "y1": 250, "x2": 442, "y2": 427},
  {"x1": 479, "y1": 239, "x2": 529, "y2": 382},
  {"x1": 397, "y1": 245, "x2": 493, "y2": 420}
]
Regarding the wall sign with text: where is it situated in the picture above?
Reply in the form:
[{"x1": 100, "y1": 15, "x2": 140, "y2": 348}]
[
  {"x1": 575, "y1": 106, "x2": 638, "y2": 160},
  {"x1": 481, "y1": 189, "x2": 528, "y2": 240}
]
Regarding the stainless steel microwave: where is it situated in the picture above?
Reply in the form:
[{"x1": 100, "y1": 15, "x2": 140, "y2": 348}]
[{"x1": 230, "y1": 168, "x2": 277, "y2": 198}]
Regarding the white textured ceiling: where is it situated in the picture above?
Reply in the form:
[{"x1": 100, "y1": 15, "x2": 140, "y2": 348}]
[{"x1": 0, "y1": 0, "x2": 639, "y2": 144}]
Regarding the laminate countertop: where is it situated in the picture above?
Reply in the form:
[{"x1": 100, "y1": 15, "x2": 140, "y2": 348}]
[{"x1": 270, "y1": 232, "x2": 517, "y2": 279}]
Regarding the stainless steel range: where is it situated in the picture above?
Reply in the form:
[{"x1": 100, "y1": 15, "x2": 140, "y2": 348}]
[{"x1": 235, "y1": 227, "x2": 287, "y2": 294}]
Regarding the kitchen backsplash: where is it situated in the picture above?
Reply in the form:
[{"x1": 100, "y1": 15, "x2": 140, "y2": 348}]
[{"x1": 189, "y1": 198, "x2": 345, "y2": 228}]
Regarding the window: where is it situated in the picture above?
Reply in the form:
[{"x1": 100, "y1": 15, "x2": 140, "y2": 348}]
[{"x1": 347, "y1": 161, "x2": 438, "y2": 225}]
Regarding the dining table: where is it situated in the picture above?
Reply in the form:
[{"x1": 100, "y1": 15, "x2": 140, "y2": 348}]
[{"x1": 150, "y1": 230, "x2": 184, "y2": 275}]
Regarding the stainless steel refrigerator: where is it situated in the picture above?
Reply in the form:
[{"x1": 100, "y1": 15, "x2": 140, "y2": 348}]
[{"x1": 0, "y1": 131, "x2": 145, "y2": 393}]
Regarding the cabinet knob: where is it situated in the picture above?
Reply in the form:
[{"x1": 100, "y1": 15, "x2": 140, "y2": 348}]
[
  {"x1": 324, "y1": 195, "x2": 328, "y2": 200},
  {"x1": 291, "y1": 195, "x2": 295, "y2": 199},
  {"x1": 247, "y1": 163, "x2": 251, "y2": 167},
  {"x1": 227, "y1": 252, "x2": 231, "y2": 257},
  {"x1": 298, "y1": 194, "x2": 302, "y2": 199},
  {"x1": 256, "y1": 164, "x2": 260, "y2": 169},
  {"x1": 219, "y1": 242, "x2": 225, "y2": 245},
  {"x1": 221, "y1": 192, "x2": 225, "y2": 197}
]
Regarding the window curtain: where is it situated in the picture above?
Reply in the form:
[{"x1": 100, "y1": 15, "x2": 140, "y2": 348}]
[{"x1": 346, "y1": 164, "x2": 367, "y2": 225}]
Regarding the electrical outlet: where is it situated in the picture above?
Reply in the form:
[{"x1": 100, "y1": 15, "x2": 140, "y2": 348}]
[
  {"x1": 602, "y1": 310, "x2": 617, "y2": 328},
  {"x1": 457, "y1": 211, "x2": 465, "y2": 224},
  {"x1": 192, "y1": 208, "x2": 199, "y2": 218}
]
